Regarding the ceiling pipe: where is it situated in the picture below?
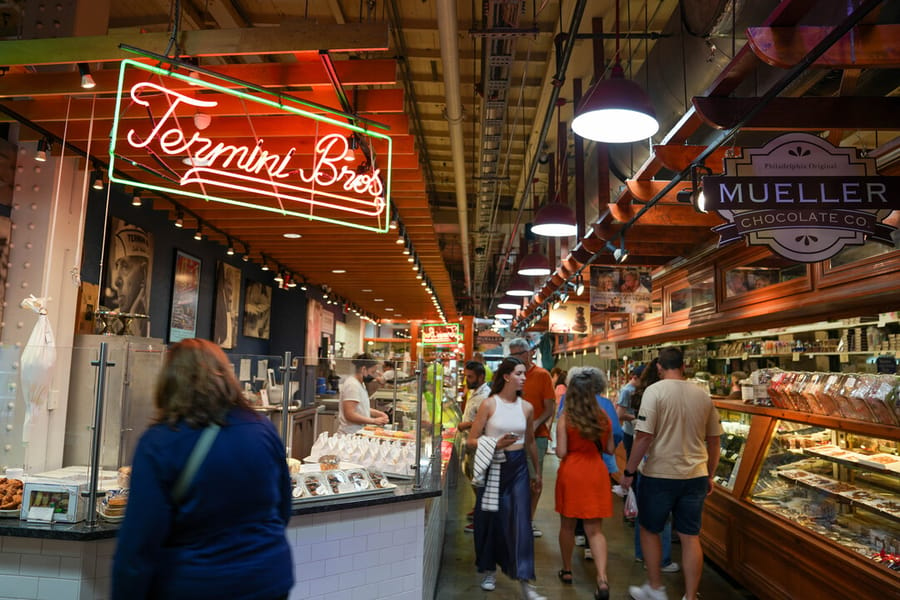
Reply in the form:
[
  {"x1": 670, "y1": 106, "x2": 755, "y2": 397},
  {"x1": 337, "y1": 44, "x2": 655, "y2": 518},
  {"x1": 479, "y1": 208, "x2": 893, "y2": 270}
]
[{"x1": 435, "y1": 0, "x2": 472, "y2": 297}]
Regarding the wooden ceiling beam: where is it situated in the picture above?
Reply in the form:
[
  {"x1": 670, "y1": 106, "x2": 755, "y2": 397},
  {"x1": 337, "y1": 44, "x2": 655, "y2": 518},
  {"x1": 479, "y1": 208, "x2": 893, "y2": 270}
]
[
  {"x1": 748, "y1": 25, "x2": 900, "y2": 69},
  {"x1": 652, "y1": 145, "x2": 738, "y2": 174},
  {"x1": 693, "y1": 96, "x2": 900, "y2": 131},
  {"x1": 0, "y1": 22, "x2": 390, "y2": 66},
  {"x1": 0, "y1": 59, "x2": 398, "y2": 98}
]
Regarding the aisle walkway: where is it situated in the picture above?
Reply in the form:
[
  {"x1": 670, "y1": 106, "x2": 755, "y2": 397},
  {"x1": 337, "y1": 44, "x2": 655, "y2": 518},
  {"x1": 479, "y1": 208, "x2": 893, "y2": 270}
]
[{"x1": 436, "y1": 454, "x2": 755, "y2": 600}]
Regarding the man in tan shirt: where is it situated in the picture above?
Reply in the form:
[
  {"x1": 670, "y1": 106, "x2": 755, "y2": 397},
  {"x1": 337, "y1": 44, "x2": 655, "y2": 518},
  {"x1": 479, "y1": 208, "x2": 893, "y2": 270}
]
[{"x1": 621, "y1": 347, "x2": 723, "y2": 600}]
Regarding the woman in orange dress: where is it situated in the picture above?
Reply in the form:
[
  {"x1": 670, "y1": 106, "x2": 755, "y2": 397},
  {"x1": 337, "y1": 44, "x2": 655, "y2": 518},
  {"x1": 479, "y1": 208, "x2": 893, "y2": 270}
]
[{"x1": 555, "y1": 370, "x2": 615, "y2": 600}]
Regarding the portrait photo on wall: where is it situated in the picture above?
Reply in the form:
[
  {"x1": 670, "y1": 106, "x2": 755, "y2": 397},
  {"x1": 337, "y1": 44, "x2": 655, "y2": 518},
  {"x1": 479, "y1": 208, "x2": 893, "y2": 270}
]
[
  {"x1": 213, "y1": 262, "x2": 242, "y2": 349},
  {"x1": 169, "y1": 250, "x2": 201, "y2": 343},
  {"x1": 243, "y1": 280, "x2": 272, "y2": 340},
  {"x1": 590, "y1": 265, "x2": 652, "y2": 315},
  {"x1": 102, "y1": 217, "x2": 154, "y2": 335}
]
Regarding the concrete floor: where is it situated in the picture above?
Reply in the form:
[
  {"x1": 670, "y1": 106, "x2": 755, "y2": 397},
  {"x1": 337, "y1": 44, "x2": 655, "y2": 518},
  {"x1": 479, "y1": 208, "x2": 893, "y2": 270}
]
[{"x1": 436, "y1": 453, "x2": 756, "y2": 600}]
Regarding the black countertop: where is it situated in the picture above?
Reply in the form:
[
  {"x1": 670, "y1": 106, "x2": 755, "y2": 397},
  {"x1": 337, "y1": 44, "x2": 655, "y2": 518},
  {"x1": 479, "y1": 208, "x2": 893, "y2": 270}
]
[{"x1": 0, "y1": 464, "x2": 444, "y2": 541}]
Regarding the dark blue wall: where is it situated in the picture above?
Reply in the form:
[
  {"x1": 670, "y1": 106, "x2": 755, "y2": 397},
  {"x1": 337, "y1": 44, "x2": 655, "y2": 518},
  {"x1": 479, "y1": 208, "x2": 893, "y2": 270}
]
[{"x1": 81, "y1": 187, "x2": 311, "y2": 358}]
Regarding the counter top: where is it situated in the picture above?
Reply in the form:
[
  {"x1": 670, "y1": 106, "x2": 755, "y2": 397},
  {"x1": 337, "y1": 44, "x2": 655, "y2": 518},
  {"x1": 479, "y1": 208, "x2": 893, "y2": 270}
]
[{"x1": 0, "y1": 461, "x2": 443, "y2": 541}]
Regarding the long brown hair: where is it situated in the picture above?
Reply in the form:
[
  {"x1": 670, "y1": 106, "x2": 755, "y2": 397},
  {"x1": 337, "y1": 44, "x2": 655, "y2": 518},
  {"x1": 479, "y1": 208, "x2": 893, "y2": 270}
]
[
  {"x1": 154, "y1": 338, "x2": 249, "y2": 428},
  {"x1": 564, "y1": 369, "x2": 609, "y2": 442},
  {"x1": 633, "y1": 358, "x2": 660, "y2": 413}
]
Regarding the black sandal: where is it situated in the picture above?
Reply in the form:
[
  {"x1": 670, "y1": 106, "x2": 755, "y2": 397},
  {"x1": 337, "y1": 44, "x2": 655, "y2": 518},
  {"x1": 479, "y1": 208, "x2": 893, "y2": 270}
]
[
  {"x1": 594, "y1": 580, "x2": 610, "y2": 600},
  {"x1": 557, "y1": 569, "x2": 573, "y2": 584}
]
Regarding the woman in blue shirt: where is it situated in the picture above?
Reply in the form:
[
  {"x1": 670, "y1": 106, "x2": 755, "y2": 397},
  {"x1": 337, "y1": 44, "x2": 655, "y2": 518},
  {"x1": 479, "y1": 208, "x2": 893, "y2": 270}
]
[{"x1": 112, "y1": 338, "x2": 293, "y2": 600}]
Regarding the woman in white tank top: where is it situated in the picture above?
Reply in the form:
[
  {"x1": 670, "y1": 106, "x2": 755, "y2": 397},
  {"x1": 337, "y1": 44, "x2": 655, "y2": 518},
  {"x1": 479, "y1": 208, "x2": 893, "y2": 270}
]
[{"x1": 466, "y1": 357, "x2": 546, "y2": 600}]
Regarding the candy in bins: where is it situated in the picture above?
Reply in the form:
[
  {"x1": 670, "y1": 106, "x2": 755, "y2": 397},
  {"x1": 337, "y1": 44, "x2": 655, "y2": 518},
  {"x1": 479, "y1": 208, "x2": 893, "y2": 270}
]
[{"x1": 301, "y1": 473, "x2": 332, "y2": 497}]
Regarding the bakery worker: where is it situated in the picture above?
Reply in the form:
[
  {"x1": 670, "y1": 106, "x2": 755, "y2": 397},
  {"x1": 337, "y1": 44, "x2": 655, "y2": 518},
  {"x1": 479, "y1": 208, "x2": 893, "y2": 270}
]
[{"x1": 338, "y1": 352, "x2": 389, "y2": 434}]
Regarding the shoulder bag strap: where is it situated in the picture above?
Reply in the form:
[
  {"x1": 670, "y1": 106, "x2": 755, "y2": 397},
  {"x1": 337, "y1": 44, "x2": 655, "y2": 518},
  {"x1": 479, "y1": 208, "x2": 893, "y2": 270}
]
[{"x1": 171, "y1": 423, "x2": 221, "y2": 505}]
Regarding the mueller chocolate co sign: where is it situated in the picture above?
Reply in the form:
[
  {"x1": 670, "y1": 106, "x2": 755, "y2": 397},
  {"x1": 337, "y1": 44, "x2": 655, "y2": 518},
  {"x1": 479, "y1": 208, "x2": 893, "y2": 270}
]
[
  {"x1": 109, "y1": 60, "x2": 392, "y2": 233},
  {"x1": 703, "y1": 132, "x2": 898, "y2": 263}
]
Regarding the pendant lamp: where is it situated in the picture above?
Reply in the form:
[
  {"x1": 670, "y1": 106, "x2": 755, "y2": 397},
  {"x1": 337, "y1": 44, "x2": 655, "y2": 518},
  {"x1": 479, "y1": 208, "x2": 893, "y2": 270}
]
[
  {"x1": 517, "y1": 248, "x2": 552, "y2": 276},
  {"x1": 570, "y1": 0, "x2": 658, "y2": 144},
  {"x1": 531, "y1": 202, "x2": 578, "y2": 237},
  {"x1": 497, "y1": 295, "x2": 522, "y2": 310},
  {"x1": 506, "y1": 275, "x2": 535, "y2": 297}
]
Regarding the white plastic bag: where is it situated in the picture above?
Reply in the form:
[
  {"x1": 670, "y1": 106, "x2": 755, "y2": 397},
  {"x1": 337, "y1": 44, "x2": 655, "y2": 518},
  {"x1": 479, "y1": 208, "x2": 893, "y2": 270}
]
[
  {"x1": 624, "y1": 487, "x2": 639, "y2": 519},
  {"x1": 20, "y1": 297, "x2": 56, "y2": 443}
]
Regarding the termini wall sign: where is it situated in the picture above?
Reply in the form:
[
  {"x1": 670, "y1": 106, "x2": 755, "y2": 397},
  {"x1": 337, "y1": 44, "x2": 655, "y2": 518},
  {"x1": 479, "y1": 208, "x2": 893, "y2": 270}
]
[
  {"x1": 703, "y1": 132, "x2": 898, "y2": 263},
  {"x1": 421, "y1": 323, "x2": 461, "y2": 346},
  {"x1": 109, "y1": 59, "x2": 392, "y2": 233}
]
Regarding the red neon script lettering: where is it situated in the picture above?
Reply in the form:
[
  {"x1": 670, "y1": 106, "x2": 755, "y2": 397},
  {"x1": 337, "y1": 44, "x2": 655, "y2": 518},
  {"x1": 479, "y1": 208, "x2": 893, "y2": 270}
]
[{"x1": 125, "y1": 82, "x2": 385, "y2": 215}]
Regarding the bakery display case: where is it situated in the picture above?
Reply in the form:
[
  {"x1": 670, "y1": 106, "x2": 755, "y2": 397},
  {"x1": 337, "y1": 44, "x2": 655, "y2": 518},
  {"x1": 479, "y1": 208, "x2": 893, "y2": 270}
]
[
  {"x1": 701, "y1": 396, "x2": 900, "y2": 599},
  {"x1": 749, "y1": 422, "x2": 900, "y2": 569},
  {"x1": 714, "y1": 407, "x2": 752, "y2": 491}
]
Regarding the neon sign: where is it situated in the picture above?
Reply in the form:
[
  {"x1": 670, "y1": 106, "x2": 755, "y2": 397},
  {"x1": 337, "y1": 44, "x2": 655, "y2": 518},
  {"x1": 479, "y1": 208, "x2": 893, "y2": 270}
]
[
  {"x1": 421, "y1": 323, "x2": 461, "y2": 346},
  {"x1": 109, "y1": 60, "x2": 392, "y2": 233}
]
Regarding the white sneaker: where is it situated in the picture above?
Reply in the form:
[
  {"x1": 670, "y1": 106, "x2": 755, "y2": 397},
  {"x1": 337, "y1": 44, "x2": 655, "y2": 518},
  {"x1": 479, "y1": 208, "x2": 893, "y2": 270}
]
[
  {"x1": 531, "y1": 524, "x2": 543, "y2": 538},
  {"x1": 481, "y1": 572, "x2": 496, "y2": 591},
  {"x1": 521, "y1": 583, "x2": 547, "y2": 600},
  {"x1": 662, "y1": 562, "x2": 681, "y2": 573},
  {"x1": 574, "y1": 535, "x2": 586, "y2": 546},
  {"x1": 584, "y1": 548, "x2": 593, "y2": 560},
  {"x1": 628, "y1": 582, "x2": 668, "y2": 600}
]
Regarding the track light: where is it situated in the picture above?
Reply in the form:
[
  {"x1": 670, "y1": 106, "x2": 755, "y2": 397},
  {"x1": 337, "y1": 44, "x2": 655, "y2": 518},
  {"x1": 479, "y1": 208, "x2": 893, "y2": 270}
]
[
  {"x1": 552, "y1": 295, "x2": 562, "y2": 310},
  {"x1": 274, "y1": 271, "x2": 284, "y2": 283},
  {"x1": 574, "y1": 274, "x2": 585, "y2": 296},
  {"x1": 402, "y1": 242, "x2": 411, "y2": 256},
  {"x1": 261, "y1": 258, "x2": 270, "y2": 271},
  {"x1": 242, "y1": 244, "x2": 250, "y2": 262},
  {"x1": 193, "y1": 226, "x2": 203, "y2": 241},
  {"x1": 174, "y1": 211, "x2": 184, "y2": 228},
  {"x1": 35, "y1": 138, "x2": 50, "y2": 162},
  {"x1": 131, "y1": 189, "x2": 142, "y2": 206},
  {"x1": 300, "y1": 278, "x2": 308, "y2": 291},
  {"x1": 226, "y1": 238, "x2": 235, "y2": 256},
  {"x1": 91, "y1": 169, "x2": 104, "y2": 190},
  {"x1": 78, "y1": 63, "x2": 96, "y2": 89},
  {"x1": 605, "y1": 240, "x2": 629, "y2": 263}
]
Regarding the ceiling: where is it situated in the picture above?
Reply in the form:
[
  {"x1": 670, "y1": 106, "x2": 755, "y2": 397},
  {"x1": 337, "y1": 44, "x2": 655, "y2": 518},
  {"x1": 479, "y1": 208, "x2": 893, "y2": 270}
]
[{"x1": 1, "y1": 0, "x2": 899, "y2": 328}]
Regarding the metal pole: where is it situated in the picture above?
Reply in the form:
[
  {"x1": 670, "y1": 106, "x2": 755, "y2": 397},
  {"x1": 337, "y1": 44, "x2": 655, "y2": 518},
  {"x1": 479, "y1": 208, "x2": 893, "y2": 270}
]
[
  {"x1": 279, "y1": 352, "x2": 294, "y2": 458},
  {"x1": 86, "y1": 342, "x2": 115, "y2": 528},
  {"x1": 413, "y1": 357, "x2": 424, "y2": 491}
]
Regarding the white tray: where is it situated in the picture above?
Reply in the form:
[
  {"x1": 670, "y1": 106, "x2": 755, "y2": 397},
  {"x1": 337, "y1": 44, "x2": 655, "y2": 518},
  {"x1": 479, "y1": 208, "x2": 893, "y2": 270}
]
[{"x1": 0, "y1": 508, "x2": 21, "y2": 518}]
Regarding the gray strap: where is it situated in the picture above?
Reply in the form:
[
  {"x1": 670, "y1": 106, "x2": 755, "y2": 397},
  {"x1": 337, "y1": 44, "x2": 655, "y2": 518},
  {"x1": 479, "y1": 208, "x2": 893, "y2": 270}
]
[{"x1": 171, "y1": 424, "x2": 221, "y2": 505}]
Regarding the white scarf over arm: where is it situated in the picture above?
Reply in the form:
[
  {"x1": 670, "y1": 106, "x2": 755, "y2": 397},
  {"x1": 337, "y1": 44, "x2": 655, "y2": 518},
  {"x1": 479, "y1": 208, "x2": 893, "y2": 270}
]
[{"x1": 472, "y1": 436, "x2": 506, "y2": 512}]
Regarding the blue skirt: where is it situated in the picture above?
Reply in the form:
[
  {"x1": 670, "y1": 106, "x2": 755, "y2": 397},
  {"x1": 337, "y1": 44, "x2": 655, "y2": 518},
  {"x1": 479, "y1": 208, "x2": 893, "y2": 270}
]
[{"x1": 473, "y1": 449, "x2": 535, "y2": 580}]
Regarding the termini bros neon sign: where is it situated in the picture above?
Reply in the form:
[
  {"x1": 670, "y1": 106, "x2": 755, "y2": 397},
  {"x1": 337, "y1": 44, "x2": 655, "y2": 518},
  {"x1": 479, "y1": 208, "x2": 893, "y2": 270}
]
[{"x1": 109, "y1": 60, "x2": 392, "y2": 232}]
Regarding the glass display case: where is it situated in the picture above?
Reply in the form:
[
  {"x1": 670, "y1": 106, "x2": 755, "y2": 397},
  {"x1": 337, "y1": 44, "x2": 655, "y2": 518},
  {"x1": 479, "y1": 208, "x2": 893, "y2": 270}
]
[
  {"x1": 749, "y1": 420, "x2": 900, "y2": 570},
  {"x1": 714, "y1": 407, "x2": 752, "y2": 491}
]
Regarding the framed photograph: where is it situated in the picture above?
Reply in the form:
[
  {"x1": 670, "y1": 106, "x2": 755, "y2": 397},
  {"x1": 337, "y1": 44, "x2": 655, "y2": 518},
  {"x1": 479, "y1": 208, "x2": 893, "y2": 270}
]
[
  {"x1": 102, "y1": 217, "x2": 154, "y2": 335},
  {"x1": 243, "y1": 280, "x2": 272, "y2": 340},
  {"x1": 169, "y1": 250, "x2": 202, "y2": 343},
  {"x1": 213, "y1": 262, "x2": 242, "y2": 349}
]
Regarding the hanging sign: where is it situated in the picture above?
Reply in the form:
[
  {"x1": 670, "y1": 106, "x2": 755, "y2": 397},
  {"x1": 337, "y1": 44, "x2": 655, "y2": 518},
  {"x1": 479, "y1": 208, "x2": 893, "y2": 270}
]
[
  {"x1": 109, "y1": 59, "x2": 392, "y2": 233},
  {"x1": 703, "y1": 132, "x2": 898, "y2": 263},
  {"x1": 421, "y1": 323, "x2": 461, "y2": 346}
]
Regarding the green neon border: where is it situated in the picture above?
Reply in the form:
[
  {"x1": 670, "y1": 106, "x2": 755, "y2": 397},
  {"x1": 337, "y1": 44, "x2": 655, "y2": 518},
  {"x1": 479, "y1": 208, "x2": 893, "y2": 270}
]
[
  {"x1": 420, "y1": 322, "x2": 461, "y2": 346},
  {"x1": 108, "y1": 59, "x2": 393, "y2": 234}
]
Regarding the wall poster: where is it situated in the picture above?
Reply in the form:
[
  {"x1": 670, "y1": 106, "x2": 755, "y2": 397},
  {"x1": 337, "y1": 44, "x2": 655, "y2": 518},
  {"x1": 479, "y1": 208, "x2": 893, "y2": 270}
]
[
  {"x1": 169, "y1": 250, "x2": 201, "y2": 343},
  {"x1": 103, "y1": 217, "x2": 153, "y2": 335},
  {"x1": 213, "y1": 261, "x2": 242, "y2": 348},
  {"x1": 243, "y1": 281, "x2": 272, "y2": 340},
  {"x1": 590, "y1": 266, "x2": 652, "y2": 316}
]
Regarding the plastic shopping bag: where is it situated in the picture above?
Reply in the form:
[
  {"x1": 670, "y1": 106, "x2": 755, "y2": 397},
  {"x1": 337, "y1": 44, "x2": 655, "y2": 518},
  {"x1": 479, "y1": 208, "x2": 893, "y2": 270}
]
[
  {"x1": 624, "y1": 487, "x2": 639, "y2": 519},
  {"x1": 20, "y1": 297, "x2": 57, "y2": 443}
]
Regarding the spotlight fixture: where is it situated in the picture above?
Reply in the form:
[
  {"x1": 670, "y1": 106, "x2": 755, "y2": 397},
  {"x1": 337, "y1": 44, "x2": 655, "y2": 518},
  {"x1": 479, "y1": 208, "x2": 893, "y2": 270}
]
[
  {"x1": 574, "y1": 274, "x2": 585, "y2": 296},
  {"x1": 684, "y1": 164, "x2": 713, "y2": 213},
  {"x1": 299, "y1": 278, "x2": 308, "y2": 291},
  {"x1": 35, "y1": 138, "x2": 50, "y2": 162},
  {"x1": 242, "y1": 244, "x2": 250, "y2": 262},
  {"x1": 261, "y1": 257, "x2": 270, "y2": 271},
  {"x1": 606, "y1": 240, "x2": 629, "y2": 263},
  {"x1": 174, "y1": 211, "x2": 184, "y2": 228},
  {"x1": 131, "y1": 190, "x2": 142, "y2": 206},
  {"x1": 395, "y1": 225, "x2": 405, "y2": 245},
  {"x1": 552, "y1": 295, "x2": 562, "y2": 310},
  {"x1": 286, "y1": 275, "x2": 297, "y2": 288},
  {"x1": 274, "y1": 271, "x2": 284, "y2": 284},
  {"x1": 407, "y1": 252, "x2": 415, "y2": 263},
  {"x1": 560, "y1": 290, "x2": 569, "y2": 304},
  {"x1": 78, "y1": 63, "x2": 96, "y2": 89},
  {"x1": 389, "y1": 219, "x2": 398, "y2": 230},
  {"x1": 91, "y1": 169, "x2": 104, "y2": 190},
  {"x1": 193, "y1": 226, "x2": 203, "y2": 241},
  {"x1": 412, "y1": 261, "x2": 419, "y2": 271},
  {"x1": 402, "y1": 242, "x2": 411, "y2": 256},
  {"x1": 226, "y1": 238, "x2": 235, "y2": 256}
]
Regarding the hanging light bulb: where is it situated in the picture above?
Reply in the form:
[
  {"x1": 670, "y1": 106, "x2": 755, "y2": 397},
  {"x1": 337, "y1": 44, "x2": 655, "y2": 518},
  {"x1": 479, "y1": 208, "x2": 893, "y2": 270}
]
[
  {"x1": 507, "y1": 275, "x2": 535, "y2": 297},
  {"x1": 531, "y1": 202, "x2": 578, "y2": 237}
]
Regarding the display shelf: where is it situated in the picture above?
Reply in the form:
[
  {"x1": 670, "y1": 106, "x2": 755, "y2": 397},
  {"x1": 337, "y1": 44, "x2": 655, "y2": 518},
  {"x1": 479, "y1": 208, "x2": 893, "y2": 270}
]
[
  {"x1": 774, "y1": 468, "x2": 900, "y2": 524},
  {"x1": 802, "y1": 446, "x2": 900, "y2": 475},
  {"x1": 712, "y1": 351, "x2": 882, "y2": 360}
]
